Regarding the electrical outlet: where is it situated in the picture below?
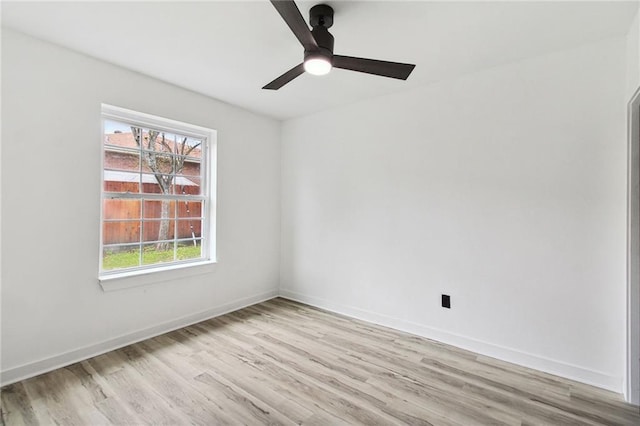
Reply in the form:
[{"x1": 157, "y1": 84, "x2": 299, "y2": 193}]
[{"x1": 442, "y1": 294, "x2": 451, "y2": 309}]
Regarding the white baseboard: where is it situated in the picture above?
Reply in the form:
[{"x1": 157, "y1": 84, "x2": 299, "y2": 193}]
[
  {"x1": 0, "y1": 289, "x2": 278, "y2": 387},
  {"x1": 279, "y1": 289, "x2": 622, "y2": 394}
]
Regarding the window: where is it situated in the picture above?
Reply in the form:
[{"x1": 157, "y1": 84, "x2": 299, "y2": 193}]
[{"x1": 100, "y1": 105, "x2": 215, "y2": 281}]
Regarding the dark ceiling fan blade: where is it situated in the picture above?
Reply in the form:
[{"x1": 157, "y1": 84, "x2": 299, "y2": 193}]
[
  {"x1": 333, "y1": 55, "x2": 415, "y2": 80},
  {"x1": 263, "y1": 63, "x2": 305, "y2": 90},
  {"x1": 270, "y1": 0, "x2": 318, "y2": 51}
]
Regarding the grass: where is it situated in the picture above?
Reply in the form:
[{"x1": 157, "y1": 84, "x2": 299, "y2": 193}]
[{"x1": 103, "y1": 244, "x2": 201, "y2": 270}]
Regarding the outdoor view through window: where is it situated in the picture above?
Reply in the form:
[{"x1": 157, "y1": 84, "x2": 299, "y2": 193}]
[{"x1": 101, "y1": 113, "x2": 209, "y2": 275}]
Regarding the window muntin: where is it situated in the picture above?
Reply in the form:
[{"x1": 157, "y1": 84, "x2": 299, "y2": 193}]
[{"x1": 100, "y1": 105, "x2": 214, "y2": 277}]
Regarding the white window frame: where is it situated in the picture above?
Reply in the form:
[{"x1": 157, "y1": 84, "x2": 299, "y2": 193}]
[{"x1": 99, "y1": 104, "x2": 216, "y2": 291}]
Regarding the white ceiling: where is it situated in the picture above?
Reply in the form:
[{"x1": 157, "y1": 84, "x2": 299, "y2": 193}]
[{"x1": 2, "y1": 1, "x2": 638, "y2": 120}]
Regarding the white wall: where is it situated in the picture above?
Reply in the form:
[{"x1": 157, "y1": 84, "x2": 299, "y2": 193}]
[
  {"x1": 627, "y1": 9, "x2": 640, "y2": 99},
  {"x1": 281, "y1": 37, "x2": 628, "y2": 392},
  {"x1": 1, "y1": 29, "x2": 281, "y2": 383}
]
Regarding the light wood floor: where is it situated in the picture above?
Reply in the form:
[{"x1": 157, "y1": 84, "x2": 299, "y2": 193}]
[{"x1": 1, "y1": 298, "x2": 639, "y2": 425}]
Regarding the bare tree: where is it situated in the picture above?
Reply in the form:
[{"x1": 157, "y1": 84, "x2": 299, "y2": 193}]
[{"x1": 132, "y1": 127, "x2": 201, "y2": 251}]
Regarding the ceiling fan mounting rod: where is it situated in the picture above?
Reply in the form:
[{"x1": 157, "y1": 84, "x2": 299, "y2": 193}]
[
  {"x1": 308, "y1": 4, "x2": 334, "y2": 58},
  {"x1": 308, "y1": 27, "x2": 334, "y2": 58}
]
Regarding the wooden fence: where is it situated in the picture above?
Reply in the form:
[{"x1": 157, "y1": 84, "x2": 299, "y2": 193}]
[{"x1": 103, "y1": 181, "x2": 202, "y2": 245}]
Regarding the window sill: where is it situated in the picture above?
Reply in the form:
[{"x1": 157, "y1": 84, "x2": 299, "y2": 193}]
[{"x1": 99, "y1": 260, "x2": 217, "y2": 292}]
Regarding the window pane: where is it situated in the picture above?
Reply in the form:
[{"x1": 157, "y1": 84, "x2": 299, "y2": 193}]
[
  {"x1": 103, "y1": 221, "x2": 140, "y2": 245},
  {"x1": 173, "y1": 175, "x2": 201, "y2": 195},
  {"x1": 104, "y1": 170, "x2": 141, "y2": 193},
  {"x1": 142, "y1": 220, "x2": 175, "y2": 243},
  {"x1": 102, "y1": 245, "x2": 140, "y2": 271},
  {"x1": 104, "y1": 119, "x2": 132, "y2": 136},
  {"x1": 103, "y1": 199, "x2": 141, "y2": 220},
  {"x1": 143, "y1": 200, "x2": 175, "y2": 218},
  {"x1": 177, "y1": 240, "x2": 202, "y2": 261},
  {"x1": 178, "y1": 159, "x2": 201, "y2": 177},
  {"x1": 104, "y1": 180, "x2": 140, "y2": 194},
  {"x1": 104, "y1": 126, "x2": 139, "y2": 151},
  {"x1": 104, "y1": 150, "x2": 140, "y2": 173},
  {"x1": 142, "y1": 220, "x2": 158, "y2": 243},
  {"x1": 142, "y1": 242, "x2": 176, "y2": 265},
  {"x1": 176, "y1": 219, "x2": 202, "y2": 240},
  {"x1": 137, "y1": 129, "x2": 172, "y2": 154},
  {"x1": 178, "y1": 138, "x2": 203, "y2": 161},
  {"x1": 177, "y1": 201, "x2": 202, "y2": 219},
  {"x1": 143, "y1": 152, "x2": 174, "y2": 175},
  {"x1": 140, "y1": 173, "x2": 166, "y2": 194}
]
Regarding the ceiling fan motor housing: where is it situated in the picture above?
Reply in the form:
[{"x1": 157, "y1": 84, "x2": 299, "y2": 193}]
[{"x1": 307, "y1": 4, "x2": 334, "y2": 60}]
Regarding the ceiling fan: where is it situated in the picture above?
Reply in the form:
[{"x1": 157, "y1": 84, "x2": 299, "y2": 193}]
[{"x1": 263, "y1": 0, "x2": 416, "y2": 90}]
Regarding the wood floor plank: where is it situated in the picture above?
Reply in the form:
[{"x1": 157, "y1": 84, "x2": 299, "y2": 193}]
[
  {"x1": 86, "y1": 352, "x2": 187, "y2": 425},
  {"x1": 2, "y1": 297, "x2": 638, "y2": 425},
  {"x1": 21, "y1": 371, "x2": 101, "y2": 426},
  {"x1": 191, "y1": 350, "x2": 341, "y2": 425},
  {"x1": 195, "y1": 318, "x2": 451, "y2": 424},
  {"x1": 168, "y1": 323, "x2": 352, "y2": 424},
  {"x1": 254, "y1": 329, "x2": 556, "y2": 425},
  {"x1": 201, "y1": 328, "x2": 398, "y2": 424},
  {"x1": 251, "y1": 334, "x2": 451, "y2": 425},
  {"x1": 139, "y1": 335, "x2": 298, "y2": 425},
  {"x1": 118, "y1": 343, "x2": 240, "y2": 425},
  {"x1": 0, "y1": 382, "x2": 38, "y2": 425}
]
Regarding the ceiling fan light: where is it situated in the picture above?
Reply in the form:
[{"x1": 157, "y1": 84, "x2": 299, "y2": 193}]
[{"x1": 304, "y1": 57, "x2": 332, "y2": 76}]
